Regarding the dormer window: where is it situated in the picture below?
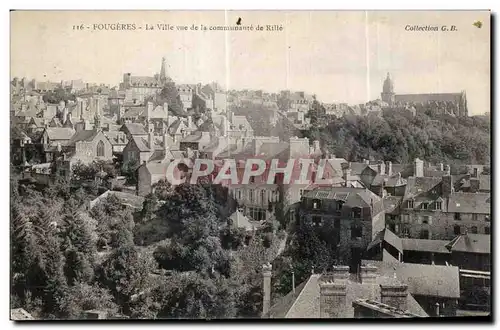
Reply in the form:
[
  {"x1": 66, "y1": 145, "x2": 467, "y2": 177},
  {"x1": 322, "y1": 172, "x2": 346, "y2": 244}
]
[
  {"x1": 421, "y1": 202, "x2": 429, "y2": 210},
  {"x1": 351, "y1": 207, "x2": 362, "y2": 219},
  {"x1": 312, "y1": 199, "x2": 321, "y2": 210},
  {"x1": 336, "y1": 202, "x2": 343, "y2": 211},
  {"x1": 407, "y1": 199, "x2": 414, "y2": 209},
  {"x1": 435, "y1": 201, "x2": 442, "y2": 210}
]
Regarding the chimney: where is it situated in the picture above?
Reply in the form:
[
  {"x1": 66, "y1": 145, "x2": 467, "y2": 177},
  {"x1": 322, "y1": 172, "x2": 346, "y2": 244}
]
[
  {"x1": 187, "y1": 115, "x2": 193, "y2": 128},
  {"x1": 439, "y1": 163, "x2": 444, "y2": 171},
  {"x1": 360, "y1": 265, "x2": 378, "y2": 284},
  {"x1": 414, "y1": 158, "x2": 424, "y2": 177},
  {"x1": 148, "y1": 131, "x2": 154, "y2": 150},
  {"x1": 252, "y1": 139, "x2": 261, "y2": 156},
  {"x1": 313, "y1": 140, "x2": 321, "y2": 153},
  {"x1": 163, "y1": 133, "x2": 170, "y2": 153},
  {"x1": 435, "y1": 302, "x2": 440, "y2": 317},
  {"x1": 262, "y1": 263, "x2": 272, "y2": 318},
  {"x1": 319, "y1": 281, "x2": 347, "y2": 318},
  {"x1": 146, "y1": 101, "x2": 153, "y2": 121},
  {"x1": 163, "y1": 102, "x2": 168, "y2": 112},
  {"x1": 442, "y1": 174, "x2": 453, "y2": 198},
  {"x1": 62, "y1": 107, "x2": 68, "y2": 123},
  {"x1": 363, "y1": 159, "x2": 370, "y2": 165},
  {"x1": 331, "y1": 265, "x2": 350, "y2": 282},
  {"x1": 445, "y1": 164, "x2": 451, "y2": 176},
  {"x1": 386, "y1": 161, "x2": 392, "y2": 176},
  {"x1": 380, "y1": 284, "x2": 408, "y2": 312},
  {"x1": 67, "y1": 112, "x2": 72, "y2": 124},
  {"x1": 378, "y1": 161, "x2": 386, "y2": 175}
]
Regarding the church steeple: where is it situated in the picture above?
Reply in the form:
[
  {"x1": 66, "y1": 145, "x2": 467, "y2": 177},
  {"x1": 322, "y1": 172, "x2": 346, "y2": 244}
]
[
  {"x1": 159, "y1": 57, "x2": 168, "y2": 86},
  {"x1": 381, "y1": 72, "x2": 395, "y2": 106}
]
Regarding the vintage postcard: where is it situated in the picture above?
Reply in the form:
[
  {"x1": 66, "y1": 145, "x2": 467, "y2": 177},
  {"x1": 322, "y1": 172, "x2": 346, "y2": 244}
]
[{"x1": 10, "y1": 10, "x2": 491, "y2": 321}]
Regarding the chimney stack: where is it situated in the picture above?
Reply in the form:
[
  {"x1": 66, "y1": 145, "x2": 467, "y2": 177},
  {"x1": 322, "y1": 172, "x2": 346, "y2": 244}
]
[
  {"x1": 146, "y1": 101, "x2": 153, "y2": 121},
  {"x1": 445, "y1": 164, "x2": 451, "y2": 176},
  {"x1": 414, "y1": 158, "x2": 424, "y2": 177},
  {"x1": 262, "y1": 263, "x2": 272, "y2": 318},
  {"x1": 187, "y1": 115, "x2": 193, "y2": 128},
  {"x1": 148, "y1": 131, "x2": 154, "y2": 150},
  {"x1": 163, "y1": 133, "x2": 170, "y2": 153},
  {"x1": 386, "y1": 161, "x2": 393, "y2": 176},
  {"x1": 380, "y1": 284, "x2": 408, "y2": 312},
  {"x1": 378, "y1": 161, "x2": 386, "y2": 175},
  {"x1": 313, "y1": 140, "x2": 321, "y2": 153},
  {"x1": 331, "y1": 265, "x2": 350, "y2": 282},
  {"x1": 319, "y1": 280, "x2": 347, "y2": 318},
  {"x1": 439, "y1": 163, "x2": 444, "y2": 171},
  {"x1": 360, "y1": 265, "x2": 378, "y2": 284}
]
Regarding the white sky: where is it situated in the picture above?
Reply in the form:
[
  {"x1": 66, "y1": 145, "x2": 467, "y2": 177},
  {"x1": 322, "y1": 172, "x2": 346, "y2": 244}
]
[{"x1": 11, "y1": 10, "x2": 490, "y2": 114}]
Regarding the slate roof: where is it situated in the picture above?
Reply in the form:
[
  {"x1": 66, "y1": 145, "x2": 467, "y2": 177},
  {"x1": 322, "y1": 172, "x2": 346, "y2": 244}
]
[
  {"x1": 479, "y1": 175, "x2": 490, "y2": 191},
  {"x1": 122, "y1": 106, "x2": 146, "y2": 118},
  {"x1": 45, "y1": 127, "x2": 75, "y2": 141},
  {"x1": 304, "y1": 187, "x2": 381, "y2": 208},
  {"x1": 447, "y1": 192, "x2": 490, "y2": 214},
  {"x1": 67, "y1": 129, "x2": 99, "y2": 146},
  {"x1": 367, "y1": 228, "x2": 403, "y2": 254},
  {"x1": 121, "y1": 123, "x2": 147, "y2": 136},
  {"x1": 446, "y1": 233, "x2": 490, "y2": 254},
  {"x1": 401, "y1": 238, "x2": 451, "y2": 254},
  {"x1": 403, "y1": 176, "x2": 443, "y2": 200},
  {"x1": 269, "y1": 272, "x2": 428, "y2": 318},
  {"x1": 230, "y1": 115, "x2": 253, "y2": 132},
  {"x1": 383, "y1": 196, "x2": 402, "y2": 214},
  {"x1": 363, "y1": 260, "x2": 460, "y2": 299}
]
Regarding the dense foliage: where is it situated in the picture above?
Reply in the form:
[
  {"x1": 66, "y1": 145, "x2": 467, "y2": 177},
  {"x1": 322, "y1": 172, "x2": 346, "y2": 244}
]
[{"x1": 304, "y1": 109, "x2": 490, "y2": 165}]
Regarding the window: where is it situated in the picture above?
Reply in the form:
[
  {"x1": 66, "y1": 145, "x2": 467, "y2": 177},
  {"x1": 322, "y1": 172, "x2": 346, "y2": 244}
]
[
  {"x1": 454, "y1": 225, "x2": 461, "y2": 235},
  {"x1": 96, "y1": 140, "x2": 105, "y2": 157},
  {"x1": 485, "y1": 215, "x2": 490, "y2": 222},
  {"x1": 249, "y1": 189, "x2": 254, "y2": 203},
  {"x1": 312, "y1": 216, "x2": 322, "y2": 227},
  {"x1": 336, "y1": 202, "x2": 343, "y2": 211},
  {"x1": 351, "y1": 207, "x2": 362, "y2": 219},
  {"x1": 473, "y1": 168, "x2": 478, "y2": 177},
  {"x1": 421, "y1": 203, "x2": 429, "y2": 210},
  {"x1": 299, "y1": 189, "x2": 304, "y2": 197},
  {"x1": 435, "y1": 201, "x2": 442, "y2": 210},
  {"x1": 402, "y1": 226, "x2": 410, "y2": 237},
  {"x1": 249, "y1": 176, "x2": 255, "y2": 184},
  {"x1": 260, "y1": 190, "x2": 266, "y2": 205},
  {"x1": 407, "y1": 199, "x2": 414, "y2": 209},
  {"x1": 471, "y1": 226, "x2": 478, "y2": 234},
  {"x1": 472, "y1": 214, "x2": 478, "y2": 221},
  {"x1": 454, "y1": 213, "x2": 462, "y2": 221},
  {"x1": 485, "y1": 226, "x2": 490, "y2": 234},
  {"x1": 312, "y1": 199, "x2": 321, "y2": 210},
  {"x1": 420, "y1": 230, "x2": 429, "y2": 239},
  {"x1": 351, "y1": 225, "x2": 363, "y2": 239},
  {"x1": 236, "y1": 189, "x2": 242, "y2": 200},
  {"x1": 422, "y1": 216, "x2": 430, "y2": 224}
]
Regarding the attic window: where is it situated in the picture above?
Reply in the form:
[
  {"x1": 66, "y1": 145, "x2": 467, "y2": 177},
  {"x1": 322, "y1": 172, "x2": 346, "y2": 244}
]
[
  {"x1": 421, "y1": 202, "x2": 429, "y2": 210},
  {"x1": 407, "y1": 199, "x2": 414, "y2": 209},
  {"x1": 435, "y1": 201, "x2": 442, "y2": 210},
  {"x1": 351, "y1": 207, "x2": 362, "y2": 219}
]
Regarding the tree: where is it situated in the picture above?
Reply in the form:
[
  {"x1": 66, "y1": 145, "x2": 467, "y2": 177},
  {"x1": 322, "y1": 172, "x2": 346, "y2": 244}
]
[
  {"x1": 140, "y1": 193, "x2": 158, "y2": 222},
  {"x1": 96, "y1": 245, "x2": 157, "y2": 315},
  {"x1": 61, "y1": 282, "x2": 118, "y2": 319},
  {"x1": 152, "y1": 272, "x2": 237, "y2": 319}
]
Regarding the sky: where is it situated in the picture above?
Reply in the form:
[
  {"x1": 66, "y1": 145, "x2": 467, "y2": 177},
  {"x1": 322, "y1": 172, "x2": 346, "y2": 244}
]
[{"x1": 11, "y1": 10, "x2": 490, "y2": 114}]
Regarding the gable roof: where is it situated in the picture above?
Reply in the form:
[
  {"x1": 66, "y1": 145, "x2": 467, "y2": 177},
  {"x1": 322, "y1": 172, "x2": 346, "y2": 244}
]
[
  {"x1": 364, "y1": 260, "x2": 460, "y2": 299},
  {"x1": 67, "y1": 129, "x2": 99, "y2": 146},
  {"x1": 447, "y1": 192, "x2": 490, "y2": 214},
  {"x1": 270, "y1": 273, "x2": 428, "y2": 318},
  {"x1": 403, "y1": 176, "x2": 443, "y2": 200},
  {"x1": 45, "y1": 127, "x2": 75, "y2": 141},
  {"x1": 446, "y1": 233, "x2": 490, "y2": 254},
  {"x1": 121, "y1": 123, "x2": 147, "y2": 136},
  {"x1": 304, "y1": 187, "x2": 382, "y2": 208},
  {"x1": 228, "y1": 210, "x2": 262, "y2": 231},
  {"x1": 401, "y1": 238, "x2": 451, "y2": 254}
]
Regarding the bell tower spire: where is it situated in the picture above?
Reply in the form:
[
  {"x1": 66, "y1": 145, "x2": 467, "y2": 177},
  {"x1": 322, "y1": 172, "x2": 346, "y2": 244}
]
[
  {"x1": 160, "y1": 57, "x2": 168, "y2": 86},
  {"x1": 381, "y1": 72, "x2": 395, "y2": 106}
]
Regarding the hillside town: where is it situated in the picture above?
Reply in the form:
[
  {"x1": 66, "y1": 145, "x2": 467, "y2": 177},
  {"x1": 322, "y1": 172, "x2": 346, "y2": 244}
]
[{"x1": 10, "y1": 56, "x2": 491, "y2": 321}]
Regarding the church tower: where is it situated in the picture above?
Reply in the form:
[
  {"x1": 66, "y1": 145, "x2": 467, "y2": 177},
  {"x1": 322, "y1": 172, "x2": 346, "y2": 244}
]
[
  {"x1": 159, "y1": 57, "x2": 171, "y2": 86},
  {"x1": 381, "y1": 72, "x2": 395, "y2": 106}
]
